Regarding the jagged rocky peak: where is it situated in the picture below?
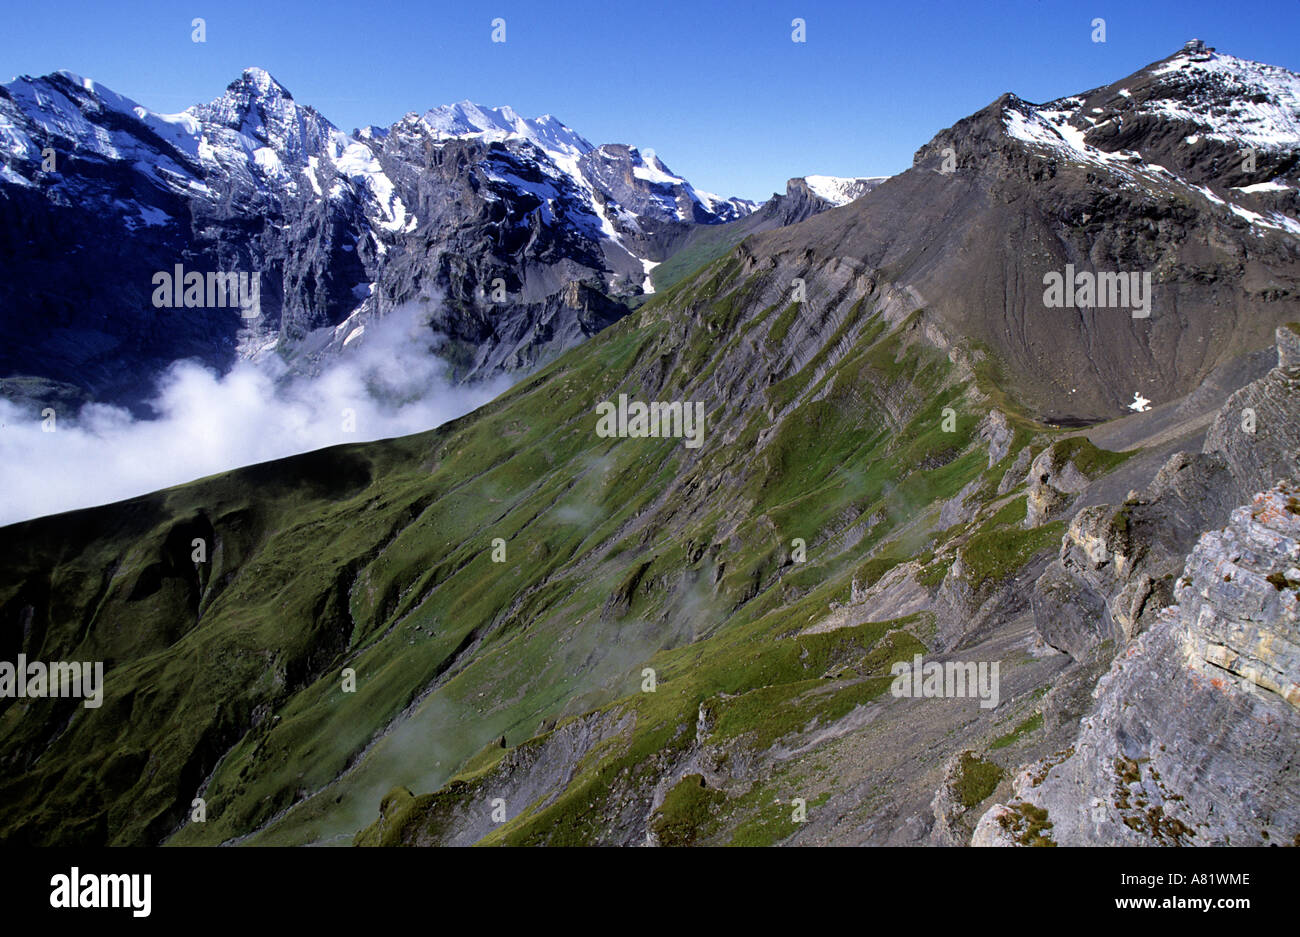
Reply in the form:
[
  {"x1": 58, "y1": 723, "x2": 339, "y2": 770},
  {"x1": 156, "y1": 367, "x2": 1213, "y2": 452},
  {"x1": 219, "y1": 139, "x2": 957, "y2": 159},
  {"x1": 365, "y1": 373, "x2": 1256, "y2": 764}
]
[
  {"x1": 417, "y1": 101, "x2": 755, "y2": 224},
  {"x1": 189, "y1": 66, "x2": 333, "y2": 164},
  {"x1": 238, "y1": 66, "x2": 292, "y2": 98},
  {"x1": 579, "y1": 143, "x2": 731, "y2": 224},
  {"x1": 0, "y1": 66, "x2": 777, "y2": 408},
  {"x1": 196, "y1": 67, "x2": 298, "y2": 121}
]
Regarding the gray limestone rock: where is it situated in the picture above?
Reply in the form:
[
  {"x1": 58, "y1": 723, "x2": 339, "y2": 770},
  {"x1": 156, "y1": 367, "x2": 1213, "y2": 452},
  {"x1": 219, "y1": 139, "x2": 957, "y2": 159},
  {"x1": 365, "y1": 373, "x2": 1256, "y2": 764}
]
[
  {"x1": 979, "y1": 409, "x2": 1013, "y2": 468},
  {"x1": 1024, "y1": 443, "x2": 1093, "y2": 527},
  {"x1": 976, "y1": 481, "x2": 1300, "y2": 846}
]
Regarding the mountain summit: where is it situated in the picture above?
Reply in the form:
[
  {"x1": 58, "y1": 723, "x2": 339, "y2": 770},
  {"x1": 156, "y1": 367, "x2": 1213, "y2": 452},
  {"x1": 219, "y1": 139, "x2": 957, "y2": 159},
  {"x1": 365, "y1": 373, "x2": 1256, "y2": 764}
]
[{"x1": 749, "y1": 42, "x2": 1300, "y2": 423}]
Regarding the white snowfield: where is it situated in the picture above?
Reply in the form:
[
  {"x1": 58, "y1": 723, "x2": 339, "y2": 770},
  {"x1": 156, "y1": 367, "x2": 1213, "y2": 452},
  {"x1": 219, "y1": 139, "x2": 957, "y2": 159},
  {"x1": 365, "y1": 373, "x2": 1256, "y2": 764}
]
[
  {"x1": 1233, "y1": 180, "x2": 1293, "y2": 194},
  {"x1": 803, "y1": 174, "x2": 889, "y2": 207},
  {"x1": 422, "y1": 99, "x2": 593, "y2": 160},
  {"x1": 1002, "y1": 48, "x2": 1300, "y2": 240}
]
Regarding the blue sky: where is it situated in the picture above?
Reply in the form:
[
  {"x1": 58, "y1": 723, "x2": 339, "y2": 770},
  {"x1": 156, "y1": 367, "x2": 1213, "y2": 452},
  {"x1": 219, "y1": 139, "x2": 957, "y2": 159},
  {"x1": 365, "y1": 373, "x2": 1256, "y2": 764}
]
[{"x1": 3, "y1": 0, "x2": 1298, "y2": 200}]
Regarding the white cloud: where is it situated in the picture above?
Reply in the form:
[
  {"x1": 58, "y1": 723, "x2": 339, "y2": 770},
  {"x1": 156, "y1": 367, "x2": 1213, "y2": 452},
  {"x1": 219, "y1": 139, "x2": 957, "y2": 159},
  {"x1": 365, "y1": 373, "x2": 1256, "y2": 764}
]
[{"x1": 0, "y1": 304, "x2": 509, "y2": 526}]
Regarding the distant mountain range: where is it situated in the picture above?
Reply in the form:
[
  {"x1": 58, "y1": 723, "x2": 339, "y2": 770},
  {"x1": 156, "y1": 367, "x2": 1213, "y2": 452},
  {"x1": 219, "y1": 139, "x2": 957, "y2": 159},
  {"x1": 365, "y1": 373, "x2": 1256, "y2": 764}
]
[{"x1": 0, "y1": 68, "x2": 881, "y2": 413}]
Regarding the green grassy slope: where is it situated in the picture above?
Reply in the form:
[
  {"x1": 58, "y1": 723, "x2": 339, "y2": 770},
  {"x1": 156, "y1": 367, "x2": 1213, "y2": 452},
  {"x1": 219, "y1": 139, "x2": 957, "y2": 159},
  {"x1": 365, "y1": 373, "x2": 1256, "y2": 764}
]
[{"x1": 0, "y1": 243, "x2": 1119, "y2": 846}]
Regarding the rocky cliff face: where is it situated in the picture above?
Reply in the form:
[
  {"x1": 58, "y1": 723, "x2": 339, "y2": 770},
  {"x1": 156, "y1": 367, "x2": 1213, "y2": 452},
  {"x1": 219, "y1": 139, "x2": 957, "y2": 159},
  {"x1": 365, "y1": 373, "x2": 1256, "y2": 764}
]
[
  {"x1": 972, "y1": 323, "x2": 1300, "y2": 846},
  {"x1": 0, "y1": 69, "x2": 380, "y2": 412},
  {"x1": 975, "y1": 481, "x2": 1300, "y2": 846},
  {"x1": 578, "y1": 143, "x2": 753, "y2": 227},
  {"x1": 767, "y1": 176, "x2": 884, "y2": 224}
]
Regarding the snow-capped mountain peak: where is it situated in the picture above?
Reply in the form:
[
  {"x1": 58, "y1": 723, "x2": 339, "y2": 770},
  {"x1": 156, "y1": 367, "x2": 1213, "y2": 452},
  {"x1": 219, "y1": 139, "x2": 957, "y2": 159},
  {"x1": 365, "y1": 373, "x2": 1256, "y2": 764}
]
[
  {"x1": 0, "y1": 70, "x2": 205, "y2": 182},
  {"x1": 0, "y1": 68, "x2": 770, "y2": 407},
  {"x1": 996, "y1": 43, "x2": 1300, "y2": 240},
  {"x1": 187, "y1": 67, "x2": 333, "y2": 166},
  {"x1": 51, "y1": 70, "x2": 147, "y2": 115},
  {"x1": 420, "y1": 100, "x2": 593, "y2": 160},
  {"x1": 1004, "y1": 43, "x2": 1300, "y2": 160},
  {"x1": 1142, "y1": 46, "x2": 1300, "y2": 151},
  {"x1": 238, "y1": 66, "x2": 292, "y2": 99},
  {"x1": 627, "y1": 146, "x2": 680, "y2": 183},
  {"x1": 412, "y1": 101, "x2": 757, "y2": 252}
]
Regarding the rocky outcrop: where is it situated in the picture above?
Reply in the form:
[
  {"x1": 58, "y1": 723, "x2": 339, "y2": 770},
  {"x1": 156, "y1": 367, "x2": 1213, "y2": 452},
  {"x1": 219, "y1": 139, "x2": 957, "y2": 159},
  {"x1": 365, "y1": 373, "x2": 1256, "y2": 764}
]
[
  {"x1": 930, "y1": 749, "x2": 1001, "y2": 846},
  {"x1": 932, "y1": 548, "x2": 1053, "y2": 653},
  {"x1": 975, "y1": 482, "x2": 1300, "y2": 846},
  {"x1": 358, "y1": 707, "x2": 639, "y2": 846},
  {"x1": 1023, "y1": 442, "x2": 1093, "y2": 526},
  {"x1": 1202, "y1": 323, "x2": 1300, "y2": 505},
  {"x1": 996, "y1": 446, "x2": 1033, "y2": 495},
  {"x1": 1031, "y1": 326, "x2": 1300, "y2": 662},
  {"x1": 978, "y1": 410, "x2": 1013, "y2": 469}
]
